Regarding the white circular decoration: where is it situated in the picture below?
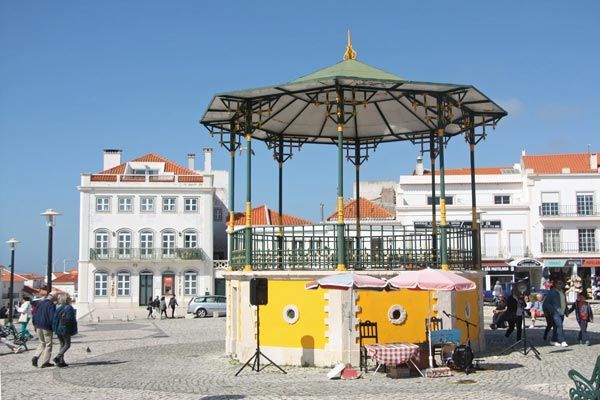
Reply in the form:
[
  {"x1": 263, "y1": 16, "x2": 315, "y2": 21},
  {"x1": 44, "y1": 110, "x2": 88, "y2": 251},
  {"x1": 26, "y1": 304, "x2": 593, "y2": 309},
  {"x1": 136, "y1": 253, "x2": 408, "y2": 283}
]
[
  {"x1": 282, "y1": 304, "x2": 299, "y2": 324},
  {"x1": 388, "y1": 304, "x2": 407, "y2": 325},
  {"x1": 465, "y1": 303, "x2": 471, "y2": 319}
]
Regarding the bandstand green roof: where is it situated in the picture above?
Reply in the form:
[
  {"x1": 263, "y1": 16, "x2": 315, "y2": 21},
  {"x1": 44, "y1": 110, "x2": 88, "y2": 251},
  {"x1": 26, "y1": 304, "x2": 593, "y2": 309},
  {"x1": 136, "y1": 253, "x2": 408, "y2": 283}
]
[{"x1": 201, "y1": 38, "x2": 507, "y2": 146}]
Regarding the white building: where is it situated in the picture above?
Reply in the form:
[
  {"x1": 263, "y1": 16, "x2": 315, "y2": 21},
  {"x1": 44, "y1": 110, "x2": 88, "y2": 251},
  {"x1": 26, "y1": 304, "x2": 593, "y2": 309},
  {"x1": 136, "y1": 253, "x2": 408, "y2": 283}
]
[
  {"x1": 359, "y1": 150, "x2": 600, "y2": 293},
  {"x1": 77, "y1": 149, "x2": 228, "y2": 318}
]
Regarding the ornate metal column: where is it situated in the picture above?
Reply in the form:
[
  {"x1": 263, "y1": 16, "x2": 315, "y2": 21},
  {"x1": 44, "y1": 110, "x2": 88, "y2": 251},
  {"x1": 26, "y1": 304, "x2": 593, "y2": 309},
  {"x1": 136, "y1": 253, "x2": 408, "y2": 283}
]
[
  {"x1": 227, "y1": 129, "x2": 237, "y2": 269},
  {"x1": 429, "y1": 132, "x2": 437, "y2": 266},
  {"x1": 468, "y1": 115, "x2": 483, "y2": 270},
  {"x1": 244, "y1": 103, "x2": 253, "y2": 272},
  {"x1": 336, "y1": 86, "x2": 346, "y2": 271},
  {"x1": 436, "y1": 97, "x2": 449, "y2": 270}
]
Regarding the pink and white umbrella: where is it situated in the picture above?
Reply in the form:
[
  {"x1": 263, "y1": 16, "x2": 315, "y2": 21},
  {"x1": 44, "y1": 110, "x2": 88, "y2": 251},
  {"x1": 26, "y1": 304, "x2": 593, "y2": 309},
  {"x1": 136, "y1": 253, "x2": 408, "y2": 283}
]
[
  {"x1": 305, "y1": 273, "x2": 390, "y2": 290},
  {"x1": 388, "y1": 268, "x2": 476, "y2": 372}
]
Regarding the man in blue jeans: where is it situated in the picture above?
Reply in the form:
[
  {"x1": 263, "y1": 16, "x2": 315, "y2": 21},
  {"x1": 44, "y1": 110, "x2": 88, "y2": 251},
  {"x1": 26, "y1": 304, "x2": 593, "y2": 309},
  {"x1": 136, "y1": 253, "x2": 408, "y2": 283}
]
[{"x1": 542, "y1": 280, "x2": 568, "y2": 347}]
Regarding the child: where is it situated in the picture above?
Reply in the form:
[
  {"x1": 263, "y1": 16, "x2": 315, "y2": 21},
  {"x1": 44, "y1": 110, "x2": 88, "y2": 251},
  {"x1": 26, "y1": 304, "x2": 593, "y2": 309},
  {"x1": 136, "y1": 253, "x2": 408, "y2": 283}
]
[
  {"x1": 529, "y1": 294, "x2": 544, "y2": 328},
  {"x1": 567, "y1": 292, "x2": 594, "y2": 345}
]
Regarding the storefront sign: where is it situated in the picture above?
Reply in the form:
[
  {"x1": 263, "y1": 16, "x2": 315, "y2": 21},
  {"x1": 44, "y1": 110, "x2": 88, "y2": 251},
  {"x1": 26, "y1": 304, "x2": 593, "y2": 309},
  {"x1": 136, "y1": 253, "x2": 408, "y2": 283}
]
[
  {"x1": 544, "y1": 259, "x2": 567, "y2": 267},
  {"x1": 482, "y1": 265, "x2": 513, "y2": 272},
  {"x1": 413, "y1": 220, "x2": 502, "y2": 229}
]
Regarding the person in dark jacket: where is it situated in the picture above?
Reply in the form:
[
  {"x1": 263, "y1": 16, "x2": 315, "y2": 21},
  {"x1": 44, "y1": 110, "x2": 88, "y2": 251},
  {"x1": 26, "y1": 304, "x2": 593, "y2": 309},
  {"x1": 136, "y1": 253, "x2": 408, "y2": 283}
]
[
  {"x1": 169, "y1": 295, "x2": 178, "y2": 319},
  {"x1": 503, "y1": 288, "x2": 525, "y2": 341},
  {"x1": 543, "y1": 280, "x2": 568, "y2": 347},
  {"x1": 159, "y1": 296, "x2": 168, "y2": 319},
  {"x1": 52, "y1": 294, "x2": 77, "y2": 367},
  {"x1": 31, "y1": 293, "x2": 57, "y2": 368},
  {"x1": 567, "y1": 292, "x2": 594, "y2": 345}
]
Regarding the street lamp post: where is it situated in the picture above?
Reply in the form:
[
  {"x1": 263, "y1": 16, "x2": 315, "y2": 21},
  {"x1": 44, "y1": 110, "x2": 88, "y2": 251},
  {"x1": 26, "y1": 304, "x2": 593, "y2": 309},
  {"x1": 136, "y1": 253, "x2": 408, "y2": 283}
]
[
  {"x1": 41, "y1": 209, "x2": 60, "y2": 294},
  {"x1": 6, "y1": 239, "x2": 19, "y2": 322}
]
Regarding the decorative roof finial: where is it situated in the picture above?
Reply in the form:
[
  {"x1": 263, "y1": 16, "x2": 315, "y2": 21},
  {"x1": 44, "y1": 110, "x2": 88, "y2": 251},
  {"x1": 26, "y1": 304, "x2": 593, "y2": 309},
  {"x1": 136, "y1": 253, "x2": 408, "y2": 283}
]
[{"x1": 343, "y1": 30, "x2": 357, "y2": 61}]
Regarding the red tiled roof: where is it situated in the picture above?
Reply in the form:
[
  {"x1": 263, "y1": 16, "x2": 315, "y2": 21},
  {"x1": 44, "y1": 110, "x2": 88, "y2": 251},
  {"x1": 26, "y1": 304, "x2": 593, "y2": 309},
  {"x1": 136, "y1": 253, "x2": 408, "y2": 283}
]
[
  {"x1": 1, "y1": 269, "x2": 26, "y2": 283},
  {"x1": 20, "y1": 273, "x2": 44, "y2": 280},
  {"x1": 91, "y1": 153, "x2": 203, "y2": 182},
  {"x1": 53, "y1": 273, "x2": 77, "y2": 284},
  {"x1": 233, "y1": 205, "x2": 312, "y2": 226},
  {"x1": 421, "y1": 167, "x2": 511, "y2": 176},
  {"x1": 23, "y1": 285, "x2": 66, "y2": 296},
  {"x1": 326, "y1": 197, "x2": 394, "y2": 221},
  {"x1": 523, "y1": 153, "x2": 598, "y2": 174}
]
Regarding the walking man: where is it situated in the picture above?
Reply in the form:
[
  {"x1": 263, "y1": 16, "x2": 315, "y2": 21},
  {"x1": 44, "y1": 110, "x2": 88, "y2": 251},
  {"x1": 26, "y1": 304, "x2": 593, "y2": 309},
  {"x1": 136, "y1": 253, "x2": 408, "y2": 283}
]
[
  {"x1": 543, "y1": 280, "x2": 569, "y2": 347},
  {"x1": 31, "y1": 293, "x2": 57, "y2": 367},
  {"x1": 169, "y1": 295, "x2": 178, "y2": 319}
]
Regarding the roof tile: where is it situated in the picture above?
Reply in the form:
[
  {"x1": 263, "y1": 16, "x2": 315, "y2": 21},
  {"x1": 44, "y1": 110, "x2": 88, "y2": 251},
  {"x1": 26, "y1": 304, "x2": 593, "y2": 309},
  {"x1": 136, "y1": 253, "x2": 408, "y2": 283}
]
[
  {"x1": 233, "y1": 205, "x2": 312, "y2": 226},
  {"x1": 327, "y1": 197, "x2": 394, "y2": 221},
  {"x1": 523, "y1": 153, "x2": 598, "y2": 174}
]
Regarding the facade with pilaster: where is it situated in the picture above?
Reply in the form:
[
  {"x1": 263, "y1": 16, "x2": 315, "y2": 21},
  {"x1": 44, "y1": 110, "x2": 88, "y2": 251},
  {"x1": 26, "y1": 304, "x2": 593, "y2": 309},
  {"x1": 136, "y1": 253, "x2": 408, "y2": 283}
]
[{"x1": 77, "y1": 149, "x2": 227, "y2": 318}]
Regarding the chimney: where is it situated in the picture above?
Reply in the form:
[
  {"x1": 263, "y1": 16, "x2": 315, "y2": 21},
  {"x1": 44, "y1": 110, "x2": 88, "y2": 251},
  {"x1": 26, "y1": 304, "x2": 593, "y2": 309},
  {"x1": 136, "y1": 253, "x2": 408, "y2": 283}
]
[
  {"x1": 415, "y1": 154, "x2": 424, "y2": 176},
  {"x1": 590, "y1": 153, "x2": 598, "y2": 171},
  {"x1": 521, "y1": 148, "x2": 526, "y2": 157},
  {"x1": 203, "y1": 148, "x2": 213, "y2": 172},
  {"x1": 103, "y1": 149, "x2": 122, "y2": 170},
  {"x1": 187, "y1": 153, "x2": 196, "y2": 171}
]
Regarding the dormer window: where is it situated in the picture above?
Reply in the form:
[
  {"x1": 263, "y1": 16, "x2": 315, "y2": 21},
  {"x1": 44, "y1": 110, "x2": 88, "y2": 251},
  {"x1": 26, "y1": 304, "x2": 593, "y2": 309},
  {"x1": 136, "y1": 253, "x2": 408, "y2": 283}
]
[{"x1": 132, "y1": 169, "x2": 159, "y2": 175}]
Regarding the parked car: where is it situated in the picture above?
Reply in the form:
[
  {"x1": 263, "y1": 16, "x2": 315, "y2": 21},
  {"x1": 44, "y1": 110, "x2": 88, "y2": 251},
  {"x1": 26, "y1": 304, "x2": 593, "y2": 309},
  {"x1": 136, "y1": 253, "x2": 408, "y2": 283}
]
[{"x1": 187, "y1": 295, "x2": 227, "y2": 318}]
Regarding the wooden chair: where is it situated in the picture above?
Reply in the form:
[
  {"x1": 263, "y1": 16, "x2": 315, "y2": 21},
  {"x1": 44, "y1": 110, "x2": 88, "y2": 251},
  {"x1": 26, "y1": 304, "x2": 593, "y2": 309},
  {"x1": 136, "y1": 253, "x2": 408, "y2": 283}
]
[
  {"x1": 425, "y1": 317, "x2": 444, "y2": 366},
  {"x1": 359, "y1": 320, "x2": 378, "y2": 372}
]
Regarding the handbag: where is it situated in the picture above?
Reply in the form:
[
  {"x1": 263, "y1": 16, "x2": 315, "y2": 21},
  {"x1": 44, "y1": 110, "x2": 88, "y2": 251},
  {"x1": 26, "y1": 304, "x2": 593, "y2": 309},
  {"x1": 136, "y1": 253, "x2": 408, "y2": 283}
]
[{"x1": 18, "y1": 313, "x2": 28, "y2": 323}]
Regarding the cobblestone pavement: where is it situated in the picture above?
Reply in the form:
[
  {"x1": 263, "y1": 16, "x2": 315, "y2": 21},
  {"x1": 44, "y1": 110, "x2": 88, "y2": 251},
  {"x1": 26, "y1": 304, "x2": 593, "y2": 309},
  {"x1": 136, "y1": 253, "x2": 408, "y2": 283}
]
[{"x1": 1, "y1": 308, "x2": 598, "y2": 400}]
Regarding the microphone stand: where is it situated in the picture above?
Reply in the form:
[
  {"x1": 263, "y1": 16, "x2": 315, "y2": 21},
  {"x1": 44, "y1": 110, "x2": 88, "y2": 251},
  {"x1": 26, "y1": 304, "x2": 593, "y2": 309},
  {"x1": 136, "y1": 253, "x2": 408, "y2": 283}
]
[
  {"x1": 497, "y1": 300, "x2": 541, "y2": 360},
  {"x1": 443, "y1": 310, "x2": 477, "y2": 347}
]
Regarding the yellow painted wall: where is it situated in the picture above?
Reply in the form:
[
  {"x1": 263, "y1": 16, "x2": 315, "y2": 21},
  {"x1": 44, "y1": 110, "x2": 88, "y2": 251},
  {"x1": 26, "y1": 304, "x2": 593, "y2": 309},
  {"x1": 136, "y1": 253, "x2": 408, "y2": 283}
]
[
  {"x1": 259, "y1": 280, "x2": 328, "y2": 349},
  {"x1": 357, "y1": 289, "x2": 432, "y2": 344},
  {"x1": 453, "y1": 289, "x2": 480, "y2": 344}
]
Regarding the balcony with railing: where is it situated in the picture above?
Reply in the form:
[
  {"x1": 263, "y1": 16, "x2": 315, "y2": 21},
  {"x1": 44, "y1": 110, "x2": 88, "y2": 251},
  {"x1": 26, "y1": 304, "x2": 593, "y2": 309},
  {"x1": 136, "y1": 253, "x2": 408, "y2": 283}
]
[
  {"x1": 481, "y1": 246, "x2": 532, "y2": 260},
  {"x1": 541, "y1": 241, "x2": 599, "y2": 254},
  {"x1": 230, "y1": 224, "x2": 474, "y2": 271},
  {"x1": 89, "y1": 247, "x2": 207, "y2": 261},
  {"x1": 539, "y1": 204, "x2": 600, "y2": 218}
]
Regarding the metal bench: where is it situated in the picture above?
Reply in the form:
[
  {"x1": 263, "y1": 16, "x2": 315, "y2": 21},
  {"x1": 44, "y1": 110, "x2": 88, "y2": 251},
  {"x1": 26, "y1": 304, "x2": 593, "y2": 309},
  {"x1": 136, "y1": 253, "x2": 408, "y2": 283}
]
[{"x1": 569, "y1": 355, "x2": 600, "y2": 400}]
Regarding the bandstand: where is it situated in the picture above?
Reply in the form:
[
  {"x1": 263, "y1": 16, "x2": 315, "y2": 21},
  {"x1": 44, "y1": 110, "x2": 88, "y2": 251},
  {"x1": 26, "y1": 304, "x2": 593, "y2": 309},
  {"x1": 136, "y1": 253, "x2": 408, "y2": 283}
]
[{"x1": 200, "y1": 35, "x2": 507, "y2": 367}]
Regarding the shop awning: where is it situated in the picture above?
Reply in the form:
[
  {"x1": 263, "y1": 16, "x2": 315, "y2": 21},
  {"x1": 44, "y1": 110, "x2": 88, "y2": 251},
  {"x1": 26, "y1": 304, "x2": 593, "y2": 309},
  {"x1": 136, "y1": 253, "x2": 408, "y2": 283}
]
[
  {"x1": 583, "y1": 258, "x2": 600, "y2": 268},
  {"x1": 544, "y1": 259, "x2": 567, "y2": 267},
  {"x1": 510, "y1": 258, "x2": 543, "y2": 267}
]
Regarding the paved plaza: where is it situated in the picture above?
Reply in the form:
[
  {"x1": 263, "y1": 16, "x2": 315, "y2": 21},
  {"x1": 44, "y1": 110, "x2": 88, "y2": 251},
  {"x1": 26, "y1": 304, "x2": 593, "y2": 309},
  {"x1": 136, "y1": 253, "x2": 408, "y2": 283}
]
[{"x1": 1, "y1": 307, "x2": 598, "y2": 400}]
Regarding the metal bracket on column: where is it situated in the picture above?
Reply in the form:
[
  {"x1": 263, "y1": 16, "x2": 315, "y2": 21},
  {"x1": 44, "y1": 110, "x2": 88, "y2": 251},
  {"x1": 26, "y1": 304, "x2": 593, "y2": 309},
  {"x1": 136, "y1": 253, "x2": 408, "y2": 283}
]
[{"x1": 344, "y1": 139, "x2": 379, "y2": 166}]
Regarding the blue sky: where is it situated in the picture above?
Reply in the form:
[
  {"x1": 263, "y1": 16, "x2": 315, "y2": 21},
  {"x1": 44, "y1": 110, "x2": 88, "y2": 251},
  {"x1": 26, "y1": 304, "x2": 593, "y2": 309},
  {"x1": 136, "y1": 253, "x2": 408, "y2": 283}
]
[{"x1": 1, "y1": 1, "x2": 599, "y2": 273}]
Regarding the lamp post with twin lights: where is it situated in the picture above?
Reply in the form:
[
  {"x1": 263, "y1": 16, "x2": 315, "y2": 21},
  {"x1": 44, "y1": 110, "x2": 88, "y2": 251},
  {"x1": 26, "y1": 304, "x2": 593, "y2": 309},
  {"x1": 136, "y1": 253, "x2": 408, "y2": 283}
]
[{"x1": 41, "y1": 209, "x2": 60, "y2": 293}]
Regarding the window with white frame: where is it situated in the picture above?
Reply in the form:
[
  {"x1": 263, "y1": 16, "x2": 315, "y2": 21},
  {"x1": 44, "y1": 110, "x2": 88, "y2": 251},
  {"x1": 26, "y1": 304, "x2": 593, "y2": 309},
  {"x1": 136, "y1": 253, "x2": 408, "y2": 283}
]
[
  {"x1": 213, "y1": 207, "x2": 223, "y2": 221},
  {"x1": 94, "y1": 272, "x2": 108, "y2": 296},
  {"x1": 162, "y1": 197, "x2": 177, "y2": 212},
  {"x1": 184, "y1": 271, "x2": 197, "y2": 295},
  {"x1": 118, "y1": 197, "x2": 133, "y2": 212},
  {"x1": 579, "y1": 229, "x2": 596, "y2": 252},
  {"x1": 541, "y1": 192, "x2": 559, "y2": 216},
  {"x1": 140, "y1": 231, "x2": 154, "y2": 258},
  {"x1": 543, "y1": 229, "x2": 561, "y2": 252},
  {"x1": 140, "y1": 197, "x2": 155, "y2": 212},
  {"x1": 184, "y1": 231, "x2": 197, "y2": 248},
  {"x1": 577, "y1": 193, "x2": 594, "y2": 216},
  {"x1": 96, "y1": 196, "x2": 111, "y2": 212},
  {"x1": 184, "y1": 198, "x2": 198, "y2": 212},
  {"x1": 117, "y1": 231, "x2": 132, "y2": 258},
  {"x1": 94, "y1": 231, "x2": 109, "y2": 258},
  {"x1": 162, "y1": 231, "x2": 176, "y2": 257},
  {"x1": 117, "y1": 272, "x2": 130, "y2": 296},
  {"x1": 494, "y1": 195, "x2": 510, "y2": 205}
]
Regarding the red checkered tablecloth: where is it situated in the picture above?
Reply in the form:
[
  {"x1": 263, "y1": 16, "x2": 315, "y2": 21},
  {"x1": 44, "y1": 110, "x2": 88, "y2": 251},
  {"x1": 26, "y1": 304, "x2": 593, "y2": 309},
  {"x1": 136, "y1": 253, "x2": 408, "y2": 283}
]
[{"x1": 365, "y1": 342, "x2": 420, "y2": 366}]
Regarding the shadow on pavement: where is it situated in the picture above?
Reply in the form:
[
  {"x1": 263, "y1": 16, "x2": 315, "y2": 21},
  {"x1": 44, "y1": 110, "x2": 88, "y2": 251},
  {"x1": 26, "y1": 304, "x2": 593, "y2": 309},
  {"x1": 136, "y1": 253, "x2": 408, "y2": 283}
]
[
  {"x1": 479, "y1": 362, "x2": 525, "y2": 371},
  {"x1": 199, "y1": 396, "x2": 245, "y2": 400},
  {"x1": 69, "y1": 360, "x2": 128, "y2": 367}
]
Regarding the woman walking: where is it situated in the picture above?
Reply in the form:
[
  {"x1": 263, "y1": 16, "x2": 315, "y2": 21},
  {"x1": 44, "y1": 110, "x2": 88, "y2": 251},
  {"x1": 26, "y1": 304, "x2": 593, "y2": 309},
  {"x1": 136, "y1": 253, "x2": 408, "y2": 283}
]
[
  {"x1": 17, "y1": 296, "x2": 33, "y2": 339},
  {"x1": 52, "y1": 294, "x2": 78, "y2": 367},
  {"x1": 159, "y1": 296, "x2": 168, "y2": 319}
]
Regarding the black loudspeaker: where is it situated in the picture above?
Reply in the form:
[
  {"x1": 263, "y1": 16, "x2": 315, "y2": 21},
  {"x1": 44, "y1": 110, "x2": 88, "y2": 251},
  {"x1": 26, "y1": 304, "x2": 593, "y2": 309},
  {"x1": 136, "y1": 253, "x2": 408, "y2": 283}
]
[{"x1": 250, "y1": 278, "x2": 268, "y2": 306}]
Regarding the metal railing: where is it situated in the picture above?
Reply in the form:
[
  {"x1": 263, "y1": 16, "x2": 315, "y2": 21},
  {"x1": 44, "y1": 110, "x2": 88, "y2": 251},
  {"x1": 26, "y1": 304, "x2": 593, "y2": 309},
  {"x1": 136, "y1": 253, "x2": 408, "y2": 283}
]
[
  {"x1": 539, "y1": 205, "x2": 600, "y2": 217},
  {"x1": 89, "y1": 247, "x2": 207, "y2": 261},
  {"x1": 541, "y1": 241, "x2": 598, "y2": 254},
  {"x1": 230, "y1": 223, "x2": 474, "y2": 271}
]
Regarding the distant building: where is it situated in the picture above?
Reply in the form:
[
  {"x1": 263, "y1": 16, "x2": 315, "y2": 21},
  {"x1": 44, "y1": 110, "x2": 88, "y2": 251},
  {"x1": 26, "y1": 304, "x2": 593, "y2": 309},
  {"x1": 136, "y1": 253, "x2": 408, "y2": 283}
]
[
  {"x1": 359, "y1": 150, "x2": 600, "y2": 292},
  {"x1": 52, "y1": 270, "x2": 78, "y2": 298},
  {"x1": 1, "y1": 268, "x2": 25, "y2": 308},
  {"x1": 77, "y1": 149, "x2": 228, "y2": 318}
]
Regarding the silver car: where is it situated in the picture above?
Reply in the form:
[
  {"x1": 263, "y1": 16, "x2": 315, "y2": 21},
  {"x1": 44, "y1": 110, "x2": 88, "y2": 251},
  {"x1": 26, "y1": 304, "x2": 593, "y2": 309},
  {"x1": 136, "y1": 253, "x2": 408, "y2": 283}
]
[{"x1": 187, "y1": 295, "x2": 227, "y2": 318}]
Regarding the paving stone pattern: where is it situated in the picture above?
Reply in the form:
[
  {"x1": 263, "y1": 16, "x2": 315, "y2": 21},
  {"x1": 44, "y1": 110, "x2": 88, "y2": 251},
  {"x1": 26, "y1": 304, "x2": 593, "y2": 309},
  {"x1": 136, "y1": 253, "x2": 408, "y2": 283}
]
[{"x1": 1, "y1": 308, "x2": 598, "y2": 400}]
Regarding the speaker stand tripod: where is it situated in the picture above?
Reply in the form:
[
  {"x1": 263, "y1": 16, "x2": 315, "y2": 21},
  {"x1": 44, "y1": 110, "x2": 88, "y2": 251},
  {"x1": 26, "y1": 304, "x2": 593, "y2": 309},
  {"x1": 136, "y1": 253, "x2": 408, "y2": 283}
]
[
  {"x1": 497, "y1": 310, "x2": 541, "y2": 360},
  {"x1": 235, "y1": 304, "x2": 287, "y2": 376}
]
